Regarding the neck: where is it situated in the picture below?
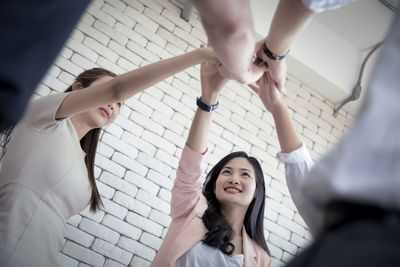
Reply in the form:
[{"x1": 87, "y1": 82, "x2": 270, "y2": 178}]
[
  {"x1": 220, "y1": 204, "x2": 247, "y2": 237},
  {"x1": 71, "y1": 115, "x2": 92, "y2": 140}
]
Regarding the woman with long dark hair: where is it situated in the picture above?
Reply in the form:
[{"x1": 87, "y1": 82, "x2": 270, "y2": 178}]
[
  {"x1": 0, "y1": 47, "x2": 215, "y2": 267},
  {"x1": 151, "y1": 54, "x2": 311, "y2": 267}
]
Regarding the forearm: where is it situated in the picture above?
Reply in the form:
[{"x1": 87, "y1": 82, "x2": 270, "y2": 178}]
[
  {"x1": 114, "y1": 49, "x2": 204, "y2": 101},
  {"x1": 266, "y1": 0, "x2": 314, "y2": 55},
  {"x1": 193, "y1": 0, "x2": 255, "y2": 83},
  {"x1": 186, "y1": 94, "x2": 218, "y2": 154},
  {"x1": 271, "y1": 102, "x2": 302, "y2": 153}
]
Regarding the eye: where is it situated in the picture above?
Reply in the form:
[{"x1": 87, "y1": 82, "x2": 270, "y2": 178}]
[
  {"x1": 222, "y1": 169, "x2": 231, "y2": 175},
  {"x1": 117, "y1": 102, "x2": 122, "y2": 108},
  {"x1": 242, "y1": 172, "x2": 251, "y2": 178}
]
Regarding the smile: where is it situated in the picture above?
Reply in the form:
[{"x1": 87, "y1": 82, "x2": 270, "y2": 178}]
[{"x1": 224, "y1": 187, "x2": 242, "y2": 193}]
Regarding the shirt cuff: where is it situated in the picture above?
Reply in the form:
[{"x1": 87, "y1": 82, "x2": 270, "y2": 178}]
[{"x1": 276, "y1": 143, "x2": 312, "y2": 164}]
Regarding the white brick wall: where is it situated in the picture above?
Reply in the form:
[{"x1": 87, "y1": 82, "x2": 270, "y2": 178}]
[{"x1": 29, "y1": 0, "x2": 356, "y2": 265}]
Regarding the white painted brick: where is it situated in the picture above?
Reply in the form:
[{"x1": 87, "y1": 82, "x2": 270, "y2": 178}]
[
  {"x1": 109, "y1": 40, "x2": 142, "y2": 65},
  {"x1": 104, "y1": 259, "x2": 124, "y2": 267},
  {"x1": 125, "y1": 171, "x2": 160, "y2": 195},
  {"x1": 103, "y1": 214, "x2": 142, "y2": 240},
  {"x1": 303, "y1": 127, "x2": 327, "y2": 146},
  {"x1": 154, "y1": 80, "x2": 183, "y2": 100},
  {"x1": 96, "y1": 154, "x2": 125, "y2": 177},
  {"x1": 157, "y1": 28, "x2": 188, "y2": 51},
  {"x1": 264, "y1": 219, "x2": 290, "y2": 240},
  {"x1": 173, "y1": 27, "x2": 202, "y2": 47},
  {"x1": 278, "y1": 215, "x2": 308, "y2": 238},
  {"x1": 122, "y1": 131, "x2": 157, "y2": 156},
  {"x1": 62, "y1": 241, "x2": 105, "y2": 267},
  {"x1": 118, "y1": 237, "x2": 155, "y2": 261},
  {"x1": 138, "y1": 0, "x2": 163, "y2": 13},
  {"x1": 282, "y1": 251, "x2": 295, "y2": 263},
  {"x1": 80, "y1": 13, "x2": 95, "y2": 26},
  {"x1": 158, "y1": 188, "x2": 171, "y2": 202},
  {"x1": 140, "y1": 232, "x2": 163, "y2": 250},
  {"x1": 84, "y1": 37, "x2": 118, "y2": 62},
  {"x1": 172, "y1": 78, "x2": 198, "y2": 99},
  {"x1": 105, "y1": 123, "x2": 124, "y2": 138},
  {"x1": 102, "y1": 132, "x2": 139, "y2": 158},
  {"x1": 163, "y1": 95, "x2": 194, "y2": 117},
  {"x1": 266, "y1": 199, "x2": 294, "y2": 220},
  {"x1": 107, "y1": 0, "x2": 126, "y2": 11},
  {"x1": 269, "y1": 233, "x2": 298, "y2": 255},
  {"x1": 131, "y1": 256, "x2": 151, "y2": 267},
  {"x1": 126, "y1": 212, "x2": 163, "y2": 237},
  {"x1": 307, "y1": 113, "x2": 332, "y2": 132},
  {"x1": 101, "y1": 197, "x2": 129, "y2": 219},
  {"x1": 55, "y1": 57, "x2": 84, "y2": 76},
  {"x1": 80, "y1": 206, "x2": 105, "y2": 223},
  {"x1": 113, "y1": 191, "x2": 152, "y2": 217},
  {"x1": 42, "y1": 74, "x2": 69, "y2": 92},
  {"x1": 124, "y1": 95, "x2": 153, "y2": 118},
  {"x1": 140, "y1": 93, "x2": 174, "y2": 117},
  {"x1": 265, "y1": 208, "x2": 279, "y2": 222},
  {"x1": 137, "y1": 152, "x2": 173, "y2": 176},
  {"x1": 103, "y1": 4, "x2": 135, "y2": 27},
  {"x1": 129, "y1": 110, "x2": 164, "y2": 136},
  {"x1": 226, "y1": 80, "x2": 251, "y2": 100},
  {"x1": 112, "y1": 152, "x2": 149, "y2": 176},
  {"x1": 79, "y1": 217, "x2": 119, "y2": 244},
  {"x1": 65, "y1": 224, "x2": 94, "y2": 247},
  {"x1": 88, "y1": 6, "x2": 117, "y2": 27},
  {"x1": 136, "y1": 189, "x2": 170, "y2": 214},
  {"x1": 127, "y1": 40, "x2": 159, "y2": 62},
  {"x1": 144, "y1": 8, "x2": 175, "y2": 32},
  {"x1": 58, "y1": 253, "x2": 78, "y2": 267},
  {"x1": 98, "y1": 142, "x2": 114, "y2": 157},
  {"x1": 239, "y1": 129, "x2": 267, "y2": 150},
  {"x1": 97, "y1": 180, "x2": 116, "y2": 199},
  {"x1": 134, "y1": 24, "x2": 167, "y2": 47},
  {"x1": 66, "y1": 39, "x2": 98, "y2": 62},
  {"x1": 60, "y1": 47, "x2": 73, "y2": 59},
  {"x1": 114, "y1": 23, "x2": 147, "y2": 47},
  {"x1": 293, "y1": 113, "x2": 318, "y2": 132},
  {"x1": 126, "y1": 0, "x2": 145, "y2": 12},
  {"x1": 92, "y1": 238, "x2": 133, "y2": 265},
  {"x1": 78, "y1": 22, "x2": 110, "y2": 45},
  {"x1": 71, "y1": 54, "x2": 97, "y2": 70},
  {"x1": 58, "y1": 71, "x2": 75, "y2": 86},
  {"x1": 163, "y1": 130, "x2": 185, "y2": 149},
  {"x1": 145, "y1": 85, "x2": 164, "y2": 100},
  {"x1": 67, "y1": 214, "x2": 82, "y2": 227},
  {"x1": 155, "y1": 0, "x2": 181, "y2": 14},
  {"x1": 78, "y1": 262, "x2": 92, "y2": 267},
  {"x1": 270, "y1": 179, "x2": 291, "y2": 198},
  {"x1": 125, "y1": 6, "x2": 159, "y2": 32},
  {"x1": 149, "y1": 209, "x2": 171, "y2": 228},
  {"x1": 97, "y1": 56, "x2": 126, "y2": 75},
  {"x1": 146, "y1": 169, "x2": 174, "y2": 190},
  {"x1": 146, "y1": 41, "x2": 173, "y2": 59},
  {"x1": 151, "y1": 112, "x2": 184, "y2": 136},
  {"x1": 161, "y1": 9, "x2": 192, "y2": 32},
  {"x1": 142, "y1": 130, "x2": 176, "y2": 155},
  {"x1": 317, "y1": 127, "x2": 339, "y2": 144},
  {"x1": 290, "y1": 233, "x2": 310, "y2": 248},
  {"x1": 155, "y1": 149, "x2": 179, "y2": 169},
  {"x1": 222, "y1": 130, "x2": 251, "y2": 152},
  {"x1": 190, "y1": 27, "x2": 207, "y2": 44}
]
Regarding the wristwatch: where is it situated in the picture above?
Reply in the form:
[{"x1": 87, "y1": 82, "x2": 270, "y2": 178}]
[
  {"x1": 263, "y1": 42, "x2": 289, "y2": 61},
  {"x1": 196, "y1": 97, "x2": 219, "y2": 112}
]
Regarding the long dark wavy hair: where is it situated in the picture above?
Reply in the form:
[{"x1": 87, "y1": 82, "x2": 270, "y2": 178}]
[
  {"x1": 202, "y1": 151, "x2": 270, "y2": 255},
  {"x1": 0, "y1": 68, "x2": 116, "y2": 212}
]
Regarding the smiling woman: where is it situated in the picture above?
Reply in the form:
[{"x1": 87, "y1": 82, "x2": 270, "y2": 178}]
[
  {"x1": 0, "y1": 47, "x2": 216, "y2": 267},
  {"x1": 151, "y1": 54, "x2": 313, "y2": 267}
]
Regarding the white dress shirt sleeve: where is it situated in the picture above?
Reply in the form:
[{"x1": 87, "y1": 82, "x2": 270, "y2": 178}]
[
  {"x1": 300, "y1": 0, "x2": 357, "y2": 13},
  {"x1": 277, "y1": 143, "x2": 324, "y2": 235}
]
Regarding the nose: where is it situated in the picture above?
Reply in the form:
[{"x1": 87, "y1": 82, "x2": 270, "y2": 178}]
[
  {"x1": 228, "y1": 173, "x2": 240, "y2": 185},
  {"x1": 107, "y1": 103, "x2": 115, "y2": 110}
]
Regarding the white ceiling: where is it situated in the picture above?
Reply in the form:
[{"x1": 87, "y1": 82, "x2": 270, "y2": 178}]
[{"x1": 250, "y1": 0, "x2": 398, "y2": 115}]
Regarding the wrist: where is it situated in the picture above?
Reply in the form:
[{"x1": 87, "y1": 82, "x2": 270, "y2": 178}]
[
  {"x1": 269, "y1": 100, "x2": 286, "y2": 115},
  {"x1": 264, "y1": 38, "x2": 289, "y2": 60},
  {"x1": 200, "y1": 93, "x2": 219, "y2": 106}
]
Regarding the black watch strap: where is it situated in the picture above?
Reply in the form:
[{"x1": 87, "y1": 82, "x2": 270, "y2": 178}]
[
  {"x1": 263, "y1": 43, "x2": 289, "y2": 61},
  {"x1": 196, "y1": 97, "x2": 219, "y2": 112}
]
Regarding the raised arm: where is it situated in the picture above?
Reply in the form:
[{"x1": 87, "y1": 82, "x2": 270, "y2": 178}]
[
  {"x1": 257, "y1": 0, "x2": 314, "y2": 91},
  {"x1": 250, "y1": 73, "x2": 323, "y2": 233},
  {"x1": 192, "y1": 0, "x2": 265, "y2": 84},
  {"x1": 55, "y1": 48, "x2": 215, "y2": 119}
]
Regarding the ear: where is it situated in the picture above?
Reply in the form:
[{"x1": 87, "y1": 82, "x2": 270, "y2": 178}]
[{"x1": 71, "y1": 81, "x2": 83, "y2": 91}]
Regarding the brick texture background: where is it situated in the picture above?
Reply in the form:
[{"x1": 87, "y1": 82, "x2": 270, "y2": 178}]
[{"x1": 28, "y1": 0, "x2": 355, "y2": 266}]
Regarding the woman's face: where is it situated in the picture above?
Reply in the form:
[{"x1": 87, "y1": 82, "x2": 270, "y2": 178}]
[
  {"x1": 75, "y1": 76, "x2": 121, "y2": 128},
  {"x1": 214, "y1": 157, "x2": 257, "y2": 209}
]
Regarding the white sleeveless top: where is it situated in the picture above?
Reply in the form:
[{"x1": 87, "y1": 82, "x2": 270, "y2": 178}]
[{"x1": 176, "y1": 242, "x2": 244, "y2": 267}]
